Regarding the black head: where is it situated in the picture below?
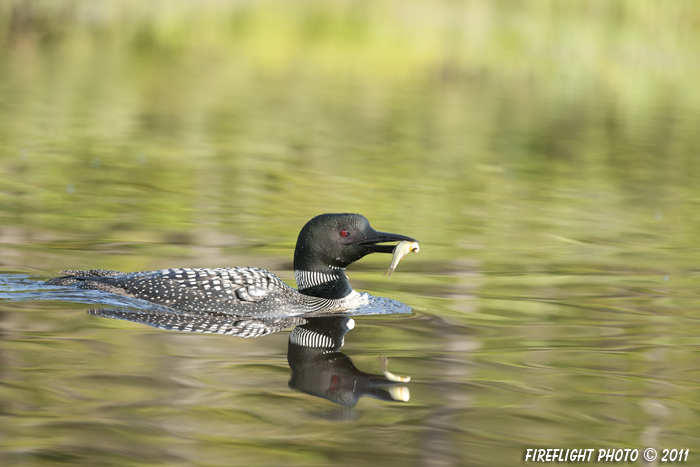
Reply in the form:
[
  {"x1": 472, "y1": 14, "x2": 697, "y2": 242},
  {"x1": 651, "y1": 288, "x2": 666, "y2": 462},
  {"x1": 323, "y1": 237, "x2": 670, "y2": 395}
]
[{"x1": 293, "y1": 213, "x2": 418, "y2": 272}]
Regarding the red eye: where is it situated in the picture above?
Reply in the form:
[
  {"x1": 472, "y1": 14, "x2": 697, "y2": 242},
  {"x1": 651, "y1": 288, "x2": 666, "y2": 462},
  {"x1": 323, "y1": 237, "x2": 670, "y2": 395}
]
[{"x1": 340, "y1": 229, "x2": 350, "y2": 237}]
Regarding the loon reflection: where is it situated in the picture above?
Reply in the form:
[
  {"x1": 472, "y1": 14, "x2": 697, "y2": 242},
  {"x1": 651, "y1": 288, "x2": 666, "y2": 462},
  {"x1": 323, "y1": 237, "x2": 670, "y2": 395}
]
[
  {"x1": 288, "y1": 316, "x2": 410, "y2": 407},
  {"x1": 87, "y1": 308, "x2": 411, "y2": 406}
]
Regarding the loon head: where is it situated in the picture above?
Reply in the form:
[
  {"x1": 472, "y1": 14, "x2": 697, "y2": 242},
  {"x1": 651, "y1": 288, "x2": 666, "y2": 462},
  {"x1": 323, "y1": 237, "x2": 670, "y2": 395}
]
[{"x1": 293, "y1": 213, "x2": 418, "y2": 278}]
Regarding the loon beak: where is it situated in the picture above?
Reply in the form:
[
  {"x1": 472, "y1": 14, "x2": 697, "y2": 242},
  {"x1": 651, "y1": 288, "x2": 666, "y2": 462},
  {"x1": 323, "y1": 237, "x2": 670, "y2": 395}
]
[{"x1": 359, "y1": 231, "x2": 419, "y2": 254}]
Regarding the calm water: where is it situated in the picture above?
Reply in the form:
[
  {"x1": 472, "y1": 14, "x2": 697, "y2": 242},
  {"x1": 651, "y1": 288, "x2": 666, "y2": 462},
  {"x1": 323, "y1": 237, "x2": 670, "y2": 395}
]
[{"x1": 2, "y1": 2, "x2": 700, "y2": 466}]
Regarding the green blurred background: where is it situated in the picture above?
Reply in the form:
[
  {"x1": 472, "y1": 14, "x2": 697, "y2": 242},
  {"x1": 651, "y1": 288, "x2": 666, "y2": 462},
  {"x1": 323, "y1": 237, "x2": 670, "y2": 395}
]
[
  {"x1": 2, "y1": 0, "x2": 699, "y2": 274},
  {"x1": 2, "y1": 1, "x2": 700, "y2": 466}
]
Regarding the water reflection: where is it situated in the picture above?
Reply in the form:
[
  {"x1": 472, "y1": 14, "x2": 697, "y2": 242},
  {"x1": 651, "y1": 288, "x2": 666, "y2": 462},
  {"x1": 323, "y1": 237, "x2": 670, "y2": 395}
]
[
  {"x1": 288, "y1": 316, "x2": 410, "y2": 407},
  {"x1": 86, "y1": 309, "x2": 411, "y2": 407},
  {"x1": 87, "y1": 307, "x2": 307, "y2": 338}
]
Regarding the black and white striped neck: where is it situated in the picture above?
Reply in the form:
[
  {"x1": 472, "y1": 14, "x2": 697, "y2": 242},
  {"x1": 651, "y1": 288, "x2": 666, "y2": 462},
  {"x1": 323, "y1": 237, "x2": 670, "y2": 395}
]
[{"x1": 294, "y1": 267, "x2": 354, "y2": 299}]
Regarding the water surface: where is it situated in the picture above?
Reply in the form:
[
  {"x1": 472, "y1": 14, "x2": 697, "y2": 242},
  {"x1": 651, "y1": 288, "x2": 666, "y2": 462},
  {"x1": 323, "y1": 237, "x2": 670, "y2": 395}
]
[{"x1": 2, "y1": 1, "x2": 700, "y2": 466}]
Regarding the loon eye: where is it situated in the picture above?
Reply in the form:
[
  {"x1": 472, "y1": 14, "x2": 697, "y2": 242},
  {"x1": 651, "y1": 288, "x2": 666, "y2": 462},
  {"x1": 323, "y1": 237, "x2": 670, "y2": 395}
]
[{"x1": 340, "y1": 229, "x2": 350, "y2": 237}]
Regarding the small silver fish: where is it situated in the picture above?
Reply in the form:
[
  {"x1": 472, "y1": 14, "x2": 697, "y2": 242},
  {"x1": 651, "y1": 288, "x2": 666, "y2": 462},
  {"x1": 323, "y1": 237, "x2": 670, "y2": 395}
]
[
  {"x1": 384, "y1": 240, "x2": 419, "y2": 278},
  {"x1": 379, "y1": 355, "x2": 411, "y2": 383}
]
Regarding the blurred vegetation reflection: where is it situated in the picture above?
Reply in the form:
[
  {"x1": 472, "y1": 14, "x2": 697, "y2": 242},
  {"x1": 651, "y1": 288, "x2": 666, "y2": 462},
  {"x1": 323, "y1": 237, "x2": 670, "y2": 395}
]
[
  {"x1": 1, "y1": 0, "x2": 699, "y2": 264},
  {"x1": 1, "y1": 2, "x2": 700, "y2": 465}
]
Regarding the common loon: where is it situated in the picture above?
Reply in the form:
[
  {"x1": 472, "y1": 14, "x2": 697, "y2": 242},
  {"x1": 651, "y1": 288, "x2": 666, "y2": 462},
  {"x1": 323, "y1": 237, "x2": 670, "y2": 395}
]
[{"x1": 46, "y1": 213, "x2": 418, "y2": 318}]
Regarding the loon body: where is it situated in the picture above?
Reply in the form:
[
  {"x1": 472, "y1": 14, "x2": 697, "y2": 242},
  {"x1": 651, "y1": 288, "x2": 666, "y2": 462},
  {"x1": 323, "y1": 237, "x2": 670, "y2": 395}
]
[{"x1": 47, "y1": 213, "x2": 418, "y2": 319}]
